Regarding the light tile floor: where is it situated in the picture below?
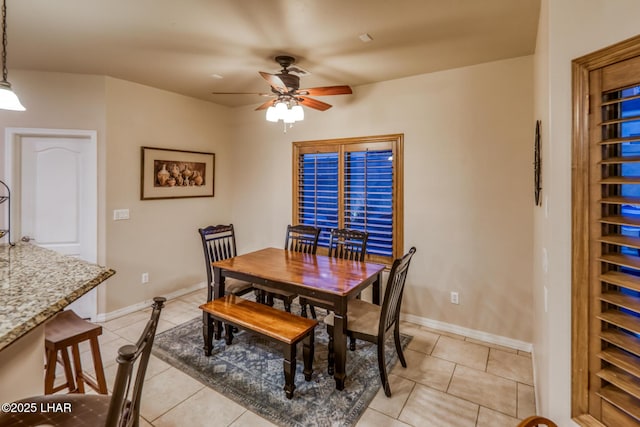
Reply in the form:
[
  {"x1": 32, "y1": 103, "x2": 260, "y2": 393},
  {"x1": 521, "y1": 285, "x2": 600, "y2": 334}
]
[{"x1": 77, "y1": 289, "x2": 536, "y2": 427}]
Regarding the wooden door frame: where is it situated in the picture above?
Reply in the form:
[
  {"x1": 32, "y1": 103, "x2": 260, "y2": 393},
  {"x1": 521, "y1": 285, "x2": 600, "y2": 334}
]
[{"x1": 572, "y1": 35, "x2": 640, "y2": 424}]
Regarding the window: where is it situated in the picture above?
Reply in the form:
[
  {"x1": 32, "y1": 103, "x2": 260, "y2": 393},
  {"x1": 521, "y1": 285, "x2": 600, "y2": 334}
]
[
  {"x1": 293, "y1": 134, "x2": 403, "y2": 264},
  {"x1": 573, "y1": 37, "x2": 640, "y2": 426}
]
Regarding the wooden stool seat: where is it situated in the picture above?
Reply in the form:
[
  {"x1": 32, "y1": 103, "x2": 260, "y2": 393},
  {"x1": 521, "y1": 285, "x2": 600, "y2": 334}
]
[{"x1": 44, "y1": 310, "x2": 107, "y2": 395}]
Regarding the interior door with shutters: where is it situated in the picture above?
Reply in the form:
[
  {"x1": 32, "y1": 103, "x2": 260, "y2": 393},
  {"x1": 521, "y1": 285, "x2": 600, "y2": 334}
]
[{"x1": 583, "y1": 55, "x2": 640, "y2": 426}]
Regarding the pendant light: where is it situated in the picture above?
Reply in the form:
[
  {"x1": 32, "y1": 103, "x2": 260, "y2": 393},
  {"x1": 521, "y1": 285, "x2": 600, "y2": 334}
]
[{"x1": 0, "y1": 0, "x2": 24, "y2": 111}]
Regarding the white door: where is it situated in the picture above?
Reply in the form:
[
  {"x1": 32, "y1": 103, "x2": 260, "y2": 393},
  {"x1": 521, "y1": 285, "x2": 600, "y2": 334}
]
[{"x1": 16, "y1": 132, "x2": 97, "y2": 319}]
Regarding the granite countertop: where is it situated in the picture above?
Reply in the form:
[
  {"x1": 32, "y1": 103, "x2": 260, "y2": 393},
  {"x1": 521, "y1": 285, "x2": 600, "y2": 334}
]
[{"x1": 0, "y1": 242, "x2": 115, "y2": 351}]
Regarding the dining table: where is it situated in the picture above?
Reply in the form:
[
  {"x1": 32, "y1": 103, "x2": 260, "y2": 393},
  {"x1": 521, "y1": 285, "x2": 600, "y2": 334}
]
[{"x1": 203, "y1": 247, "x2": 386, "y2": 390}]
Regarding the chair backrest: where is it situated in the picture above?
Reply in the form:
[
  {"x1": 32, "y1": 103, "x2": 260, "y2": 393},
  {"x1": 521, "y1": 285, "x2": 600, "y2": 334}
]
[
  {"x1": 328, "y1": 228, "x2": 368, "y2": 261},
  {"x1": 106, "y1": 297, "x2": 165, "y2": 427},
  {"x1": 284, "y1": 224, "x2": 320, "y2": 254},
  {"x1": 379, "y1": 247, "x2": 416, "y2": 336},
  {"x1": 517, "y1": 416, "x2": 558, "y2": 427},
  {"x1": 198, "y1": 224, "x2": 238, "y2": 286}
]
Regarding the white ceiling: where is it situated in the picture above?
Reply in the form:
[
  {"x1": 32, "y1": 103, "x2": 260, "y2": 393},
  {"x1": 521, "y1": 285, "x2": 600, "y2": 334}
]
[{"x1": 8, "y1": 0, "x2": 540, "y2": 108}]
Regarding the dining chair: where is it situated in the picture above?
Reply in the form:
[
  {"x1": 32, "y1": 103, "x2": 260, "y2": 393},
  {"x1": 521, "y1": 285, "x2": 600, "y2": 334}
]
[
  {"x1": 0, "y1": 297, "x2": 166, "y2": 427},
  {"x1": 255, "y1": 224, "x2": 320, "y2": 312},
  {"x1": 325, "y1": 247, "x2": 416, "y2": 397},
  {"x1": 299, "y1": 228, "x2": 368, "y2": 319},
  {"x1": 199, "y1": 224, "x2": 255, "y2": 302},
  {"x1": 517, "y1": 416, "x2": 558, "y2": 427}
]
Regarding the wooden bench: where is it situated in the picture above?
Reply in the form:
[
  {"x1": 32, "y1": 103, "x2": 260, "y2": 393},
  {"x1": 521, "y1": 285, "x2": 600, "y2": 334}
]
[{"x1": 200, "y1": 295, "x2": 318, "y2": 399}]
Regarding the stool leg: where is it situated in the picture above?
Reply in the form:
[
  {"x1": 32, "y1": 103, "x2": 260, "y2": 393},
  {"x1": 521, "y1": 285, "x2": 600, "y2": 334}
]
[
  {"x1": 71, "y1": 343, "x2": 85, "y2": 393},
  {"x1": 59, "y1": 347, "x2": 76, "y2": 393},
  {"x1": 89, "y1": 337, "x2": 108, "y2": 394},
  {"x1": 44, "y1": 348, "x2": 59, "y2": 394}
]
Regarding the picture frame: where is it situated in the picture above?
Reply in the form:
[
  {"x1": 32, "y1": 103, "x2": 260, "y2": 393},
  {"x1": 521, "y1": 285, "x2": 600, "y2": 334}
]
[{"x1": 140, "y1": 146, "x2": 215, "y2": 200}]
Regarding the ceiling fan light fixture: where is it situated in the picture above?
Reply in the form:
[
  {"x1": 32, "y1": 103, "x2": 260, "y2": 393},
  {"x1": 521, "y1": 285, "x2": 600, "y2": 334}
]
[
  {"x1": 275, "y1": 101, "x2": 288, "y2": 116},
  {"x1": 283, "y1": 107, "x2": 296, "y2": 124},
  {"x1": 265, "y1": 105, "x2": 278, "y2": 122},
  {"x1": 291, "y1": 104, "x2": 304, "y2": 121}
]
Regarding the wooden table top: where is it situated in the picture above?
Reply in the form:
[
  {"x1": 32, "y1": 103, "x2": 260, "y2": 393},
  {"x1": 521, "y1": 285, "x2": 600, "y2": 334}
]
[{"x1": 212, "y1": 247, "x2": 386, "y2": 296}]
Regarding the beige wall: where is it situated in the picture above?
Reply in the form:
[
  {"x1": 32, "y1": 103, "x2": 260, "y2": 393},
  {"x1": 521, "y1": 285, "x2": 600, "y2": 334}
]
[
  {"x1": 533, "y1": 0, "x2": 640, "y2": 425},
  {"x1": 103, "y1": 78, "x2": 232, "y2": 312},
  {"x1": 230, "y1": 56, "x2": 535, "y2": 342}
]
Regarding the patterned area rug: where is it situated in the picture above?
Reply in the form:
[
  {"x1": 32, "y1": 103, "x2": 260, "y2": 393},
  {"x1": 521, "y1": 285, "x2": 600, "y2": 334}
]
[{"x1": 152, "y1": 313, "x2": 411, "y2": 427}]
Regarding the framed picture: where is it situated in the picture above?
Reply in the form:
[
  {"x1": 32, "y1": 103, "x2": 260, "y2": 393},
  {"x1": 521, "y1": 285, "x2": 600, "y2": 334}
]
[{"x1": 141, "y1": 146, "x2": 215, "y2": 200}]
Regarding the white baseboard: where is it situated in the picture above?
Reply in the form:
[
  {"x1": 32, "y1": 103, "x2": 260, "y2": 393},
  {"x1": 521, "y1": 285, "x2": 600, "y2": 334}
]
[
  {"x1": 96, "y1": 285, "x2": 532, "y2": 354},
  {"x1": 400, "y1": 313, "x2": 533, "y2": 353},
  {"x1": 94, "y1": 282, "x2": 207, "y2": 322}
]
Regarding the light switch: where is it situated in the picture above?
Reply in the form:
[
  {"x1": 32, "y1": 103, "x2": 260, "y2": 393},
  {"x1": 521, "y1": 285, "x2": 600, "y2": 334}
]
[{"x1": 113, "y1": 209, "x2": 130, "y2": 220}]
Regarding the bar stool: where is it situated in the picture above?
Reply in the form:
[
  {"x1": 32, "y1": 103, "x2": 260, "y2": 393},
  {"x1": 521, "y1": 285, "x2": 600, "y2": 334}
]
[{"x1": 44, "y1": 310, "x2": 108, "y2": 394}]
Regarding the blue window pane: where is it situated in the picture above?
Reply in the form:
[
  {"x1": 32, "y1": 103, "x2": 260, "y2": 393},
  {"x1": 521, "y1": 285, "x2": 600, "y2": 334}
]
[
  {"x1": 299, "y1": 152, "x2": 339, "y2": 247},
  {"x1": 345, "y1": 150, "x2": 393, "y2": 257},
  {"x1": 615, "y1": 85, "x2": 640, "y2": 326},
  {"x1": 298, "y1": 148, "x2": 395, "y2": 257}
]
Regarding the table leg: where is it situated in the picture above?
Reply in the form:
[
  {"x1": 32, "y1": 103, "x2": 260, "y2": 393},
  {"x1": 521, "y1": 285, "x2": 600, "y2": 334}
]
[
  {"x1": 372, "y1": 272, "x2": 382, "y2": 305},
  {"x1": 333, "y1": 310, "x2": 347, "y2": 390}
]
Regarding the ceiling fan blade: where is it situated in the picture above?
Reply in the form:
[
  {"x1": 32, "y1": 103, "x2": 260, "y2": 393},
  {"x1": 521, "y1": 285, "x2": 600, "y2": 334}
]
[
  {"x1": 298, "y1": 96, "x2": 332, "y2": 111},
  {"x1": 297, "y1": 86, "x2": 352, "y2": 96},
  {"x1": 259, "y1": 71, "x2": 287, "y2": 93},
  {"x1": 255, "y1": 99, "x2": 276, "y2": 111},
  {"x1": 212, "y1": 92, "x2": 272, "y2": 96}
]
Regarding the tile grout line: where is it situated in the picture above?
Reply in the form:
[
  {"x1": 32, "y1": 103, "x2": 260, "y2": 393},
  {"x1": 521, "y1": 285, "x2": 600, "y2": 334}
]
[
  {"x1": 146, "y1": 383, "x2": 206, "y2": 425},
  {"x1": 391, "y1": 378, "x2": 417, "y2": 425}
]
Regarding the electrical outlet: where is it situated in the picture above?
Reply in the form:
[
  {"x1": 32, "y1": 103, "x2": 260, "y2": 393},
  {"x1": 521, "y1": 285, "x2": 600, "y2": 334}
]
[
  {"x1": 141, "y1": 272, "x2": 149, "y2": 284},
  {"x1": 450, "y1": 291, "x2": 459, "y2": 305}
]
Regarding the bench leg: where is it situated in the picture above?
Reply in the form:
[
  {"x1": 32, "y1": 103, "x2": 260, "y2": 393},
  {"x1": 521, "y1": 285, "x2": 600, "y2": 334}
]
[
  {"x1": 303, "y1": 332, "x2": 314, "y2": 381},
  {"x1": 224, "y1": 323, "x2": 234, "y2": 345},
  {"x1": 283, "y1": 344, "x2": 296, "y2": 399},
  {"x1": 203, "y1": 312, "x2": 217, "y2": 356}
]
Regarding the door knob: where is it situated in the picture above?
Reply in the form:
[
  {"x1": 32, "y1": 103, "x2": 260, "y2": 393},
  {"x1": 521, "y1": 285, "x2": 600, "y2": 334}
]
[{"x1": 21, "y1": 236, "x2": 33, "y2": 242}]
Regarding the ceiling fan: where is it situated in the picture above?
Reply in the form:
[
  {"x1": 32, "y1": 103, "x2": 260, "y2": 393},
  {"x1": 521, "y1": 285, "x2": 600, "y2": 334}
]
[{"x1": 212, "y1": 55, "x2": 352, "y2": 114}]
